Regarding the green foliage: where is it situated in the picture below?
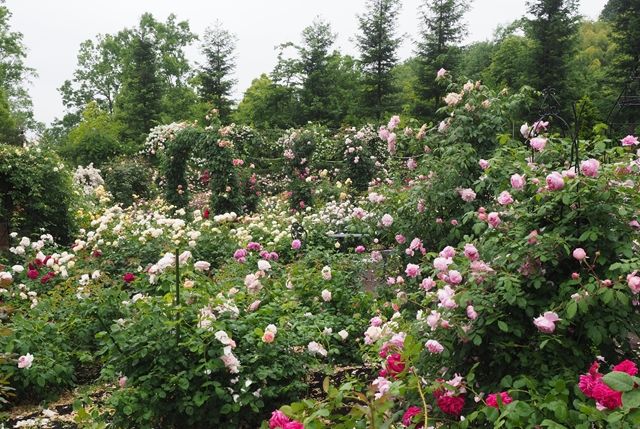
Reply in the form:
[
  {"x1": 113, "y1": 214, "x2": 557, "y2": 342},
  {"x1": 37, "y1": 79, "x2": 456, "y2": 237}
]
[
  {"x1": 0, "y1": 144, "x2": 77, "y2": 243},
  {"x1": 59, "y1": 102, "x2": 124, "y2": 167},
  {"x1": 102, "y1": 156, "x2": 155, "y2": 207}
]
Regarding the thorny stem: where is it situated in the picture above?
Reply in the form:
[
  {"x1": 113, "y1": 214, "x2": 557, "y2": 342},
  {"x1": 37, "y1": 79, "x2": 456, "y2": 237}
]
[{"x1": 415, "y1": 375, "x2": 430, "y2": 429}]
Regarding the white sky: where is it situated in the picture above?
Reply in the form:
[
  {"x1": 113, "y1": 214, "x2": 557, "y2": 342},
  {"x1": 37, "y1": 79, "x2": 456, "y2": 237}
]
[{"x1": 6, "y1": 0, "x2": 607, "y2": 125}]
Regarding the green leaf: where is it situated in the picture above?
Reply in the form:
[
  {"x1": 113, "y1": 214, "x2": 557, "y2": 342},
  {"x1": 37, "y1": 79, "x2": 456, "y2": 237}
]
[
  {"x1": 498, "y1": 321, "x2": 509, "y2": 332},
  {"x1": 623, "y1": 389, "x2": 640, "y2": 409},
  {"x1": 540, "y1": 419, "x2": 569, "y2": 429},
  {"x1": 566, "y1": 301, "x2": 577, "y2": 319},
  {"x1": 603, "y1": 371, "x2": 635, "y2": 392}
]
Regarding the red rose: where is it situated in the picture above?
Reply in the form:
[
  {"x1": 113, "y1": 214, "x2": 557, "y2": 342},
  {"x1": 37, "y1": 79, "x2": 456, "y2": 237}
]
[
  {"x1": 27, "y1": 269, "x2": 39, "y2": 280},
  {"x1": 434, "y1": 390, "x2": 465, "y2": 416},
  {"x1": 386, "y1": 353, "x2": 405, "y2": 378},
  {"x1": 123, "y1": 273, "x2": 135, "y2": 283}
]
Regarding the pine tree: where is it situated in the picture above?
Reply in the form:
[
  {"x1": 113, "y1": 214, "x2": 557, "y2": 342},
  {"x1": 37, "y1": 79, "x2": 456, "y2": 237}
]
[
  {"x1": 299, "y1": 18, "x2": 336, "y2": 124},
  {"x1": 602, "y1": 0, "x2": 640, "y2": 73},
  {"x1": 198, "y1": 22, "x2": 237, "y2": 121},
  {"x1": 356, "y1": 0, "x2": 402, "y2": 120},
  {"x1": 525, "y1": 0, "x2": 579, "y2": 103},
  {"x1": 414, "y1": 0, "x2": 469, "y2": 118},
  {"x1": 115, "y1": 35, "x2": 163, "y2": 147}
]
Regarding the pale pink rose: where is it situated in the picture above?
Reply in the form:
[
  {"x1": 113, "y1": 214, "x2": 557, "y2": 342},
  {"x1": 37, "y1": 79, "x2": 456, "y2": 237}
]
[
  {"x1": 466, "y1": 305, "x2": 478, "y2": 320},
  {"x1": 388, "y1": 115, "x2": 401, "y2": 131},
  {"x1": 580, "y1": 159, "x2": 600, "y2": 177},
  {"x1": 459, "y1": 188, "x2": 476, "y2": 202},
  {"x1": 17, "y1": 353, "x2": 33, "y2": 369},
  {"x1": 444, "y1": 92, "x2": 462, "y2": 106},
  {"x1": 448, "y1": 270, "x2": 463, "y2": 285},
  {"x1": 387, "y1": 133, "x2": 397, "y2": 154},
  {"x1": 533, "y1": 121, "x2": 549, "y2": 133},
  {"x1": 546, "y1": 172, "x2": 564, "y2": 191},
  {"x1": 627, "y1": 273, "x2": 640, "y2": 294},
  {"x1": 371, "y1": 251, "x2": 383, "y2": 263},
  {"x1": 433, "y1": 257, "x2": 453, "y2": 271},
  {"x1": 321, "y1": 289, "x2": 332, "y2": 302},
  {"x1": 405, "y1": 263, "x2": 421, "y2": 278},
  {"x1": 248, "y1": 300, "x2": 261, "y2": 312},
  {"x1": 572, "y1": 248, "x2": 587, "y2": 261},
  {"x1": 520, "y1": 123, "x2": 530, "y2": 138},
  {"x1": 621, "y1": 135, "x2": 639, "y2": 146},
  {"x1": 439, "y1": 246, "x2": 456, "y2": 258},
  {"x1": 511, "y1": 174, "x2": 525, "y2": 190},
  {"x1": 497, "y1": 191, "x2": 514, "y2": 206},
  {"x1": 530, "y1": 137, "x2": 547, "y2": 151},
  {"x1": 262, "y1": 330, "x2": 276, "y2": 343},
  {"x1": 381, "y1": 214, "x2": 394, "y2": 227},
  {"x1": 119, "y1": 376, "x2": 128, "y2": 388},
  {"x1": 395, "y1": 234, "x2": 406, "y2": 244},
  {"x1": 562, "y1": 168, "x2": 577, "y2": 179},
  {"x1": 427, "y1": 310, "x2": 441, "y2": 330},
  {"x1": 406, "y1": 158, "x2": 417, "y2": 170},
  {"x1": 533, "y1": 312, "x2": 560, "y2": 333},
  {"x1": 425, "y1": 339, "x2": 444, "y2": 354},
  {"x1": 528, "y1": 230, "x2": 539, "y2": 245},
  {"x1": 378, "y1": 127, "x2": 390, "y2": 141},
  {"x1": 321, "y1": 266, "x2": 332, "y2": 280},
  {"x1": 370, "y1": 316, "x2": 383, "y2": 327},
  {"x1": 464, "y1": 243, "x2": 479, "y2": 261},
  {"x1": 194, "y1": 261, "x2": 210, "y2": 272},
  {"x1": 372, "y1": 376, "x2": 391, "y2": 399},
  {"x1": 479, "y1": 159, "x2": 489, "y2": 170},
  {"x1": 421, "y1": 277, "x2": 436, "y2": 291},
  {"x1": 436, "y1": 68, "x2": 447, "y2": 79},
  {"x1": 487, "y1": 212, "x2": 501, "y2": 228}
]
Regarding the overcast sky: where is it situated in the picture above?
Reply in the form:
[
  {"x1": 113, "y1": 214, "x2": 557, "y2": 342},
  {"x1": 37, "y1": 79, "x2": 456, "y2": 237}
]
[{"x1": 6, "y1": 0, "x2": 607, "y2": 125}]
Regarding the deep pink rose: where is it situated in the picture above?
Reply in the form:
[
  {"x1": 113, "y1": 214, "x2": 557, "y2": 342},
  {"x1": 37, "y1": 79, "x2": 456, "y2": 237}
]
[
  {"x1": 269, "y1": 410, "x2": 291, "y2": 428},
  {"x1": 613, "y1": 359, "x2": 638, "y2": 376},
  {"x1": 402, "y1": 406, "x2": 423, "y2": 427},
  {"x1": 486, "y1": 391, "x2": 513, "y2": 408}
]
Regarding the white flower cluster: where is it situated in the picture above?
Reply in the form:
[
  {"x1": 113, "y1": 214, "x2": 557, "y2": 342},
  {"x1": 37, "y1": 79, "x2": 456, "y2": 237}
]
[
  {"x1": 73, "y1": 163, "x2": 105, "y2": 195},
  {"x1": 142, "y1": 122, "x2": 191, "y2": 156}
]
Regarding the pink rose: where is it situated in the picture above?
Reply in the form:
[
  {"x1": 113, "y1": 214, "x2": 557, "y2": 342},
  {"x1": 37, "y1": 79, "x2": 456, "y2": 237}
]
[
  {"x1": 459, "y1": 188, "x2": 476, "y2": 202},
  {"x1": 18, "y1": 353, "x2": 34, "y2": 369},
  {"x1": 580, "y1": 159, "x2": 600, "y2": 177},
  {"x1": 497, "y1": 191, "x2": 513, "y2": 206},
  {"x1": 530, "y1": 137, "x2": 547, "y2": 151},
  {"x1": 486, "y1": 392, "x2": 513, "y2": 408},
  {"x1": 479, "y1": 159, "x2": 489, "y2": 170},
  {"x1": 487, "y1": 212, "x2": 501, "y2": 228},
  {"x1": 283, "y1": 422, "x2": 304, "y2": 429},
  {"x1": 381, "y1": 214, "x2": 394, "y2": 227},
  {"x1": 395, "y1": 234, "x2": 406, "y2": 244},
  {"x1": 621, "y1": 135, "x2": 639, "y2": 146},
  {"x1": 405, "y1": 263, "x2": 421, "y2": 278},
  {"x1": 511, "y1": 173, "x2": 525, "y2": 190},
  {"x1": 421, "y1": 277, "x2": 436, "y2": 291},
  {"x1": 533, "y1": 311, "x2": 560, "y2": 333},
  {"x1": 436, "y1": 68, "x2": 447, "y2": 79},
  {"x1": 425, "y1": 339, "x2": 444, "y2": 354},
  {"x1": 262, "y1": 330, "x2": 275, "y2": 343},
  {"x1": 466, "y1": 305, "x2": 478, "y2": 320},
  {"x1": 447, "y1": 270, "x2": 463, "y2": 285},
  {"x1": 627, "y1": 273, "x2": 640, "y2": 294},
  {"x1": 463, "y1": 243, "x2": 479, "y2": 261},
  {"x1": 546, "y1": 172, "x2": 564, "y2": 191},
  {"x1": 269, "y1": 410, "x2": 291, "y2": 428},
  {"x1": 355, "y1": 245, "x2": 365, "y2": 254},
  {"x1": 572, "y1": 248, "x2": 587, "y2": 261},
  {"x1": 291, "y1": 239, "x2": 301, "y2": 250},
  {"x1": 118, "y1": 376, "x2": 127, "y2": 388}
]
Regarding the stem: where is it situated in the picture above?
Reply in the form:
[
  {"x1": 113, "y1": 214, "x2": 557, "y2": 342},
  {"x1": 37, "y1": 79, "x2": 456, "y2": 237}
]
[
  {"x1": 416, "y1": 375, "x2": 429, "y2": 429},
  {"x1": 176, "y1": 247, "x2": 181, "y2": 345}
]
